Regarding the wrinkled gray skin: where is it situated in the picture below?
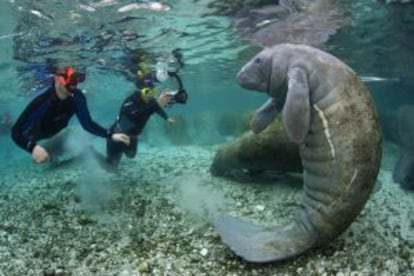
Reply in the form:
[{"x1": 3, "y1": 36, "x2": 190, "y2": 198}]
[{"x1": 214, "y1": 44, "x2": 382, "y2": 262}]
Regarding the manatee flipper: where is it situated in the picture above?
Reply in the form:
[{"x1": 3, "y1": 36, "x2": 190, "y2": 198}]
[
  {"x1": 282, "y1": 67, "x2": 310, "y2": 144},
  {"x1": 251, "y1": 98, "x2": 278, "y2": 133},
  {"x1": 215, "y1": 214, "x2": 316, "y2": 262}
]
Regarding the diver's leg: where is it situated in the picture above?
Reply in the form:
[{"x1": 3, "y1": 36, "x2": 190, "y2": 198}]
[
  {"x1": 124, "y1": 137, "x2": 138, "y2": 159},
  {"x1": 106, "y1": 138, "x2": 123, "y2": 169}
]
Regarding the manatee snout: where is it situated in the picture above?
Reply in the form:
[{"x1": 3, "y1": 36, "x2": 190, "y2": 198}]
[
  {"x1": 237, "y1": 67, "x2": 267, "y2": 92},
  {"x1": 236, "y1": 70, "x2": 253, "y2": 89}
]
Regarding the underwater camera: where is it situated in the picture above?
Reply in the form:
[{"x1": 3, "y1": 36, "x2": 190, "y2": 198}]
[
  {"x1": 166, "y1": 70, "x2": 188, "y2": 105},
  {"x1": 166, "y1": 89, "x2": 188, "y2": 104}
]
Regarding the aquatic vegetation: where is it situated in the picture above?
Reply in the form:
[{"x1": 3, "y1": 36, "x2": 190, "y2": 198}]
[
  {"x1": 77, "y1": 211, "x2": 97, "y2": 225},
  {"x1": 211, "y1": 119, "x2": 301, "y2": 177}
]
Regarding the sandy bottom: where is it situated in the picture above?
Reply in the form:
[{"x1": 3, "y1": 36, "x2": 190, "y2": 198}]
[{"x1": 0, "y1": 143, "x2": 413, "y2": 275}]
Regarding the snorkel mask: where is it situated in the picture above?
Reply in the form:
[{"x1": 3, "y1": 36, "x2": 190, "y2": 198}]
[{"x1": 56, "y1": 67, "x2": 86, "y2": 91}]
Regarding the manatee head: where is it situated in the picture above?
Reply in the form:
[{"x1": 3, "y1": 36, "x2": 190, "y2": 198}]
[
  {"x1": 237, "y1": 46, "x2": 289, "y2": 98},
  {"x1": 237, "y1": 48, "x2": 274, "y2": 93}
]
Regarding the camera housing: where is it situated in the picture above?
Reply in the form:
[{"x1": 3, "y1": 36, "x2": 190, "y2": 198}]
[{"x1": 166, "y1": 89, "x2": 188, "y2": 104}]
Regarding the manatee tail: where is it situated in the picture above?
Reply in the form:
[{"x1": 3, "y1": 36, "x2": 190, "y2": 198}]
[{"x1": 214, "y1": 214, "x2": 317, "y2": 262}]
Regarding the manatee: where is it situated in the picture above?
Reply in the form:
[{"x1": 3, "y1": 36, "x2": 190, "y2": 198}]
[{"x1": 214, "y1": 44, "x2": 382, "y2": 262}]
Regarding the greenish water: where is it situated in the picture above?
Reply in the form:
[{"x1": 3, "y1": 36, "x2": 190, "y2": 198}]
[
  {"x1": 0, "y1": 0, "x2": 413, "y2": 168},
  {"x1": 0, "y1": 1, "x2": 414, "y2": 274}
]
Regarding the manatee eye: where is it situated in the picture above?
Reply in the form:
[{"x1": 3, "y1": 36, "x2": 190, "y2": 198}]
[{"x1": 254, "y1": 57, "x2": 261, "y2": 64}]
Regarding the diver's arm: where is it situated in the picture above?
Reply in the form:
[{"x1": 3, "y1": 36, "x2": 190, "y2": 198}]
[
  {"x1": 73, "y1": 90, "x2": 109, "y2": 138},
  {"x1": 11, "y1": 123, "x2": 50, "y2": 162},
  {"x1": 11, "y1": 89, "x2": 53, "y2": 153},
  {"x1": 154, "y1": 99, "x2": 169, "y2": 121},
  {"x1": 11, "y1": 125, "x2": 37, "y2": 153},
  {"x1": 155, "y1": 105, "x2": 169, "y2": 120},
  {"x1": 156, "y1": 101, "x2": 175, "y2": 123},
  {"x1": 155, "y1": 91, "x2": 172, "y2": 120}
]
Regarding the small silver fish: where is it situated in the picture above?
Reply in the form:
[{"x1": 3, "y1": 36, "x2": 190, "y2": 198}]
[
  {"x1": 360, "y1": 76, "x2": 400, "y2": 82},
  {"x1": 30, "y1": 9, "x2": 53, "y2": 22}
]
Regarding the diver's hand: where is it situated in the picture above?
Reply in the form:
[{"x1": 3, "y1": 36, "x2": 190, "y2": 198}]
[
  {"x1": 32, "y1": 145, "x2": 50, "y2": 163},
  {"x1": 158, "y1": 90, "x2": 173, "y2": 107},
  {"x1": 111, "y1": 133, "x2": 130, "y2": 145}
]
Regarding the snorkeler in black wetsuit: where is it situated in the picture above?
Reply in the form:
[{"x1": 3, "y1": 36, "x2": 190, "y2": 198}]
[
  {"x1": 11, "y1": 66, "x2": 129, "y2": 163},
  {"x1": 90, "y1": 51, "x2": 187, "y2": 170},
  {"x1": 104, "y1": 62, "x2": 175, "y2": 168},
  {"x1": 106, "y1": 88, "x2": 173, "y2": 167}
]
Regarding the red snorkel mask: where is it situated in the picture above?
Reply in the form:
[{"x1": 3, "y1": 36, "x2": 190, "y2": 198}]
[{"x1": 56, "y1": 67, "x2": 86, "y2": 90}]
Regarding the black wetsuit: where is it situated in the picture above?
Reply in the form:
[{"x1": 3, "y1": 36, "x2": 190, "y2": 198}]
[
  {"x1": 11, "y1": 85, "x2": 109, "y2": 154},
  {"x1": 106, "y1": 91, "x2": 168, "y2": 167}
]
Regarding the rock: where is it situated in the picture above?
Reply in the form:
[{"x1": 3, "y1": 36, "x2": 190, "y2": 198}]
[
  {"x1": 200, "y1": 248, "x2": 208, "y2": 257},
  {"x1": 43, "y1": 268, "x2": 55, "y2": 276},
  {"x1": 255, "y1": 205, "x2": 265, "y2": 212},
  {"x1": 77, "y1": 212, "x2": 96, "y2": 225},
  {"x1": 210, "y1": 119, "x2": 302, "y2": 177},
  {"x1": 138, "y1": 261, "x2": 150, "y2": 273}
]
